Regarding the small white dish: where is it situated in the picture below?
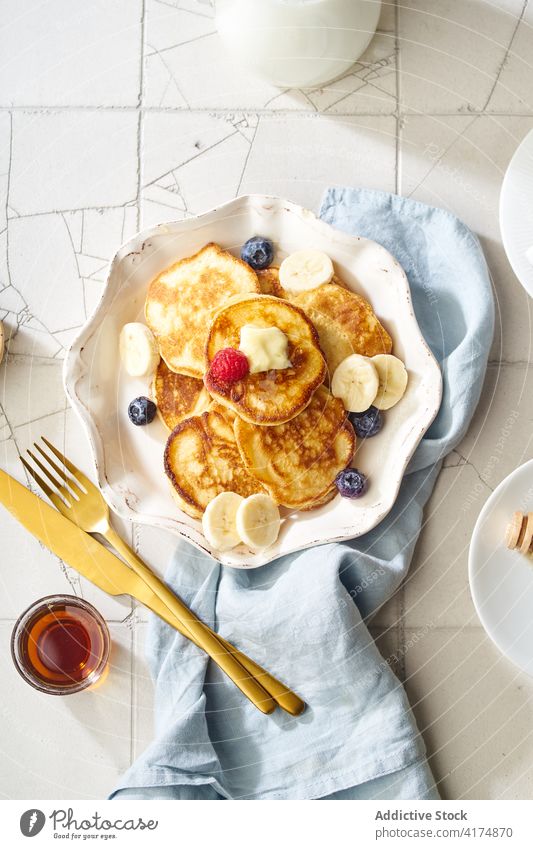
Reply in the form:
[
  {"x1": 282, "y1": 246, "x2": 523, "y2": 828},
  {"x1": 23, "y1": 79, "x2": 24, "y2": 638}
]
[
  {"x1": 63, "y1": 195, "x2": 442, "y2": 568},
  {"x1": 469, "y1": 459, "x2": 533, "y2": 675},
  {"x1": 499, "y1": 128, "x2": 533, "y2": 298}
]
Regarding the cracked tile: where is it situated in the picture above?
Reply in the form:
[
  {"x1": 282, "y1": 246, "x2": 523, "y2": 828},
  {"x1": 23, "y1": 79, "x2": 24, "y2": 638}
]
[
  {"x1": 239, "y1": 115, "x2": 397, "y2": 210},
  {"x1": 0, "y1": 0, "x2": 142, "y2": 107},
  {"x1": 457, "y1": 363, "x2": 533, "y2": 491},
  {"x1": 5, "y1": 206, "x2": 138, "y2": 356},
  {"x1": 83, "y1": 279, "x2": 105, "y2": 320},
  {"x1": 142, "y1": 111, "x2": 239, "y2": 187},
  {"x1": 0, "y1": 621, "x2": 132, "y2": 799},
  {"x1": 143, "y1": 0, "x2": 396, "y2": 113},
  {"x1": 145, "y1": 0, "x2": 216, "y2": 55},
  {"x1": 132, "y1": 622, "x2": 155, "y2": 760},
  {"x1": 142, "y1": 113, "x2": 396, "y2": 224},
  {"x1": 1, "y1": 360, "x2": 66, "y2": 430},
  {"x1": 4, "y1": 318, "x2": 63, "y2": 359},
  {"x1": 8, "y1": 214, "x2": 85, "y2": 337},
  {"x1": 81, "y1": 206, "x2": 138, "y2": 261},
  {"x1": 405, "y1": 362, "x2": 532, "y2": 628},
  {"x1": 399, "y1": 0, "x2": 523, "y2": 113},
  {"x1": 399, "y1": 114, "x2": 533, "y2": 363},
  {"x1": 10, "y1": 111, "x2": 138, "y2": 215},
  {"x1": 0, "y1": 411, "x2": 134, "y2": 621},
  {"x1": 404, "y1": 626, "x2": 533, "y2": 799},
  {"x1": 141, "y1": 111, "x2": 253, "y2": 226},
  {"x1": 0, "y1": 112, "x2": 11, "y2": 236},
  {"x1": 404, "y1": 465, "x2": 490, "y2": 630},
  {"x1": 305, "y1": 33, "x2": 397, "y2": 114},
  {"x1": 487, "y1": 9, "x2": 533, "y2": 112}
]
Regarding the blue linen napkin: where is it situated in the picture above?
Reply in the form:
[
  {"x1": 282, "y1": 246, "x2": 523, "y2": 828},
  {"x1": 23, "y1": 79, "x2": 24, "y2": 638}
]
[{"x1": 110, "y1": 188, "x2": 494, "y2": 800}]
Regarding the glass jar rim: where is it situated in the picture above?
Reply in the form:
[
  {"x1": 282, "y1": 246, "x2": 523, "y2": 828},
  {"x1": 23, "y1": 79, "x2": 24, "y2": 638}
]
[{"x1": 11, "y1": 594, "x2": 110, "y2": 696}]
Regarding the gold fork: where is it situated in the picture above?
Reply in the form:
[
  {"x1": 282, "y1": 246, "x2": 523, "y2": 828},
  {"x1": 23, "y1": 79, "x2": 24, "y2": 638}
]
[{"x1": 22, "y1": 438, "x2": 304, "y2": 716}]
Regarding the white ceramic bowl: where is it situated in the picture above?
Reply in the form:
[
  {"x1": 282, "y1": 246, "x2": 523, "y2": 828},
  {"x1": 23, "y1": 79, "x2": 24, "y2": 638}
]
[{"x1": 64, "y1": 195, "x2": 442, "y2": 568}]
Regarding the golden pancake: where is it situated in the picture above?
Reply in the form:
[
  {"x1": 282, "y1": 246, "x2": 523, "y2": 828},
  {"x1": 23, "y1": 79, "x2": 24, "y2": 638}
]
[
  {"x1": 291, "y1": 283, "x2": 392, "y2": 378},
  {"x1": 164, "y1": 409, "x2": 265, "y2": 519},
  {"x1": 207, "y1": 399, "x2": 237, "y2": 424},
  {"x1": 205, "y1": 294, "x2": 326, "y2": 426},
  {"x1": 145, "y1": 243, "x2": 260, "y2": 378},
  {"x1": 153, "y1": 359, "x2": 210, "y2": 431},
  {"x1": 257, "y1": 266, "x2": 286, "y2": 298},
  {"x1": 299, "y1": 486, "x2": 337, "y2": 512},
  {"x1": 234, "y1": 386, "x2": 355, "y2": 509},
  {"x1": 257, "y1": 266, "x2": 348, "y2": 300}
]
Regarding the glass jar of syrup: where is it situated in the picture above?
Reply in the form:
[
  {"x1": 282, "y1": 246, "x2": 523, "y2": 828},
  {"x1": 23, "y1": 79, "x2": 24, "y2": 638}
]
[{"x1": 11, "y1": 595, "x2": 110, "y2": 695}]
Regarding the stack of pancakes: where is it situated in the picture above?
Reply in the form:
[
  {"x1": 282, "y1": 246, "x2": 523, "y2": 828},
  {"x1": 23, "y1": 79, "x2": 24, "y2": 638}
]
[{"x1": 145, "y1": 243, "x2": 392, "y2": 519}]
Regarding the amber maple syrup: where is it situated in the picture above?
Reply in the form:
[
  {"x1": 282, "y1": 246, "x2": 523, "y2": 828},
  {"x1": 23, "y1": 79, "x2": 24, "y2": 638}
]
[{"x1": 12, "y1": 596, "x2": 110, "y2": 694}]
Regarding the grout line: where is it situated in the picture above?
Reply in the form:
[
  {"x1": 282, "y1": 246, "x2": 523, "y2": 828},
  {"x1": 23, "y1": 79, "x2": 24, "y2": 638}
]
[
  {"x1": 129, "y1": 622, "x2": 136, "y2": 766},
  {"x1": 138, "y1": 0, "x2": 146, "y2": 111},
  {"x1": 1, "y1": 104, "x2": 533, "y2": 118},
  {"x1": 482, "y1": 0, "x2": 529, "y2": 112},
  {"x1": 394, "y1": 0, "x2": 401, "y2": 195},
  {"x1": 0, "y1": 616, "x2": 138, "y2": 623},
  {"x1": 403, "y1": 625, "x2": 490, "y2": 633},
  {"x1": 136, "y1": 0, "x2": 146, "y2": 230}
]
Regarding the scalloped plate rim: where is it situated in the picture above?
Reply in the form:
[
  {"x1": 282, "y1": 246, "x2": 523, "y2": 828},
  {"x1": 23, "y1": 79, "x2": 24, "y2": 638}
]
[{"x1": 63, "y1": 194, "x2": 442, "y2": 568}]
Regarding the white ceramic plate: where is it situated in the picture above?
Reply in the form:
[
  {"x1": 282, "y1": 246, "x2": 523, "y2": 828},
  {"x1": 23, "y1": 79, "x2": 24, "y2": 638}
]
[
  {"x1": 500, "y1": 128, "x2": 533, "y2": 298},
  {"x1": 469, "y1": 459, "x2": 533, "y2": 675},
  {"x1": 64, "y1": 195, "x2": 442, "y2": 568}
]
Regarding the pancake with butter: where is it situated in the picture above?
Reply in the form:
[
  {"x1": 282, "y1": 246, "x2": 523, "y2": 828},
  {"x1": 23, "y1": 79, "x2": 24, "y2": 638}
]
[
  {"x1": 291, "y1": 283, "x2": 392, "y2": 378},
  {"x1": 234, "y1": 385, "x2": 355, "y2": 509},
  {"x1": 164, "y1": 409, "x2": 265, "y2": 519},
  {"x1": 145, "y1": 243, "x2": 260, "y2": 378},
  {"x1": 205, "y1": 294, "x2": 326, "y2": 426},
  {"x1": 153, "y1": 359, "x2": 210, "y2": 431}
]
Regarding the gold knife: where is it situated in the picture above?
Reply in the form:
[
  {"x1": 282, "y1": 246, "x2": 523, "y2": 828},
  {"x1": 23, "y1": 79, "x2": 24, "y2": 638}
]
[{"x1": 0, "y1": 469, "x2": 304, "y2": 714}]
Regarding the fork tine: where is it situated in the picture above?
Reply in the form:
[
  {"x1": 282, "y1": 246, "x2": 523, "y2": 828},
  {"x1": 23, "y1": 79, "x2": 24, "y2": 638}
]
[
  {"x1": 20, "y1": 456, "x2": 67, "y2": 512},
  {"x1": 33, "y1": 442, "x2": 84, "y2": 497},
  {"x1": 26, "y1": 449, "x2": 73, "y2": 506},
  {"x1": 41, "y1": 436, "x2": 91, "y2": 491}
]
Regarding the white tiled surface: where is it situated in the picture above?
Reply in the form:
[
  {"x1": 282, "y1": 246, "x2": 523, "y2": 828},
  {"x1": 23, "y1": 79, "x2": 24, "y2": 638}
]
[{"x1": 1, "y1": 0, "x2": 533, "y2": 800}]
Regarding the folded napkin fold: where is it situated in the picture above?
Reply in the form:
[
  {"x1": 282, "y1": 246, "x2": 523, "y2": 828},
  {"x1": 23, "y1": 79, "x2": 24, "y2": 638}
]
[{"x1": 110, "y1": 188, "x2": 494, "y2": 801}]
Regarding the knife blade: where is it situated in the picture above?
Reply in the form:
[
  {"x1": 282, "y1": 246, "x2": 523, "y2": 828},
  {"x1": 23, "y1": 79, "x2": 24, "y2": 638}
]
[{"x1": 0, "y1": 468, "x2": 305, "y2": 715}]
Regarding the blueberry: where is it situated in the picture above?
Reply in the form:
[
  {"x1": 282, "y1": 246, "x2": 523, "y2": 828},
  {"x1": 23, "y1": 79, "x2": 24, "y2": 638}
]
[
  {"x1": 350, "y1": 406, "x2": 382, "y2": 439},
  {"x1": 335, "y1": 468, "x2": 368, "y2": 499},
  {"x1": 241, "y1": 236, "x2": 274, "y2": 270},
  {"x1": 128, "y1": 396, "x2": 156, "y2": 426}
]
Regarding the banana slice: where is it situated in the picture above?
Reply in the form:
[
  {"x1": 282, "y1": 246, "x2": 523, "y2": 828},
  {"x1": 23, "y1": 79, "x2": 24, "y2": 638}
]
[
  {"x1": 371, "y1": 354, "x2": 408, "y2": 410},
  {"x1": 119, "y1": 323, "x2": 160, "y2": 377},
  {"x1": 236, "y1": 493, "x2": 280, "y2": 552},
  {"x1": 331, "y1": 354, "x2": 379, "y2": 413},
  {"x1": 202, "y1": 491, "x2": 244, "y2": 551},
  {"x1": 279, "y1": 249, "x2": 334, "y2": 294}
]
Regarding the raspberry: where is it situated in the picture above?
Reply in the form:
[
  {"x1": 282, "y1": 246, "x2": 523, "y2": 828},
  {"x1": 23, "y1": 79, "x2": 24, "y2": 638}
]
[{"x1": 209, "y1": 348, "x2": 249, "y2": 384}]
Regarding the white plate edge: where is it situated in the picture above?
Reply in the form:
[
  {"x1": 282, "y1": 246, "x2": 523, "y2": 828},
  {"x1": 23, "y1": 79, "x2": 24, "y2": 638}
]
[
  {"x1": 468, "y1": 457, "x2": 533, "y2": 673},
  {"x1": 63, "y1": 194, "x2": 443, "y2": 568}
]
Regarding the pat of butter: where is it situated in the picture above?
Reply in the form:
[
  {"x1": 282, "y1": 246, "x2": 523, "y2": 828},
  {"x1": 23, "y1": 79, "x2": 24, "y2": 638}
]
[{"x1": 239, "y1": 324, "x2": 291, "y2": 374}]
